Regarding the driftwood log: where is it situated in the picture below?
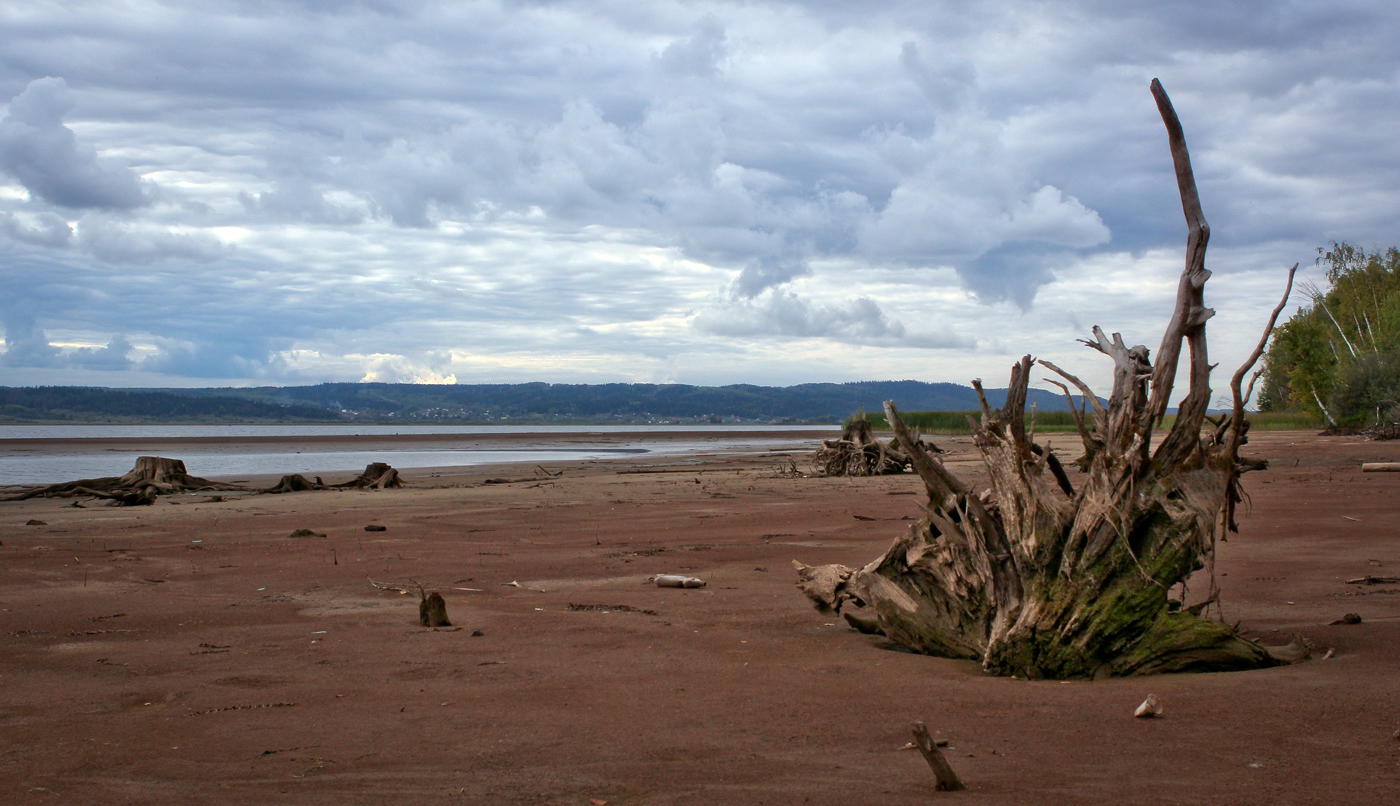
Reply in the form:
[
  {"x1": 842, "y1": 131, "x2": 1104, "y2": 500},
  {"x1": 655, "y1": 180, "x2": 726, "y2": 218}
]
[
  {"x1": 261, "y1": 462, "x2": 403, "y2": 494},
  {"x1": 813, "y1": 416, "x2": 910, "y2": 476},
  {"x1": 794, "y1": 80, "x2": 1299, "y2": 678},
  {"x1": 2, "y1": 456, "x2": 245, "y2": 506}
]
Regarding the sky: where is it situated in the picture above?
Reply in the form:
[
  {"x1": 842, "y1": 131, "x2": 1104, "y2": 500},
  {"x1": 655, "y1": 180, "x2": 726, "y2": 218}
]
[{"x1": 1, "y1": 1, "x2": 1397, "y2": 403}]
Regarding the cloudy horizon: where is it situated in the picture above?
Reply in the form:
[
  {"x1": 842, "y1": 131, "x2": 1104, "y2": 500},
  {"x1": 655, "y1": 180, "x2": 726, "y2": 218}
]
[{"x1": 1, "y1": 1, "x2": 1397, "y2": 402}]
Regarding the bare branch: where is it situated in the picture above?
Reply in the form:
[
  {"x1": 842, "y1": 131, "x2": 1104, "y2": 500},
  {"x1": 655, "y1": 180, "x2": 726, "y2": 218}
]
[
  {"x1": 1227, "y1": 263, "x2": 1297, "y2": 451},
  {"x1": 1147, "y1": 78, "x2": 1212, "y2": 427},
  {"x1": 1038, "y1": 359, "x2": 1109, "y2": 424},
  {"x1": 884, "y1": 400, "x2": 964, "y2": 509}
]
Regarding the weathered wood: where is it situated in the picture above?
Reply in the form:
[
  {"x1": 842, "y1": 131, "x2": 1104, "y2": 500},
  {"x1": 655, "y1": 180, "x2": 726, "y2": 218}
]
[
  {"x1": 263, "y1": 474, "x2": 324, "y2": 494},
  {"x1": 261, "y1": 463, "x2": 404, "y2": 494},
  {"x1": 2, "y1": 456, "x2": 245, "y2": 504},
  {"x1": 791, "y1": 80, "x2": 1295, "y2": 679},
  {"x1": 1361, "y1": 463, "x2": 1400, "y2": 472},
  {"x1": 419, "y1": 590, "x2": 450, "y2": 627},
  {"x1": 1346, "y1": 575, "x2": 1400, "y2": 584},
  {"x1": 911, "y1": 721, "x2": 965, "y2": 791},
  {"x1": 813, "y1": 414, "x2": 910, "y2": 476},
  {"x1": 1134, "y1": 695, "x2": 1163, "y2": 718},
  {"x1": 332, "y1": 462, "x2": 403, "y2": 489}
]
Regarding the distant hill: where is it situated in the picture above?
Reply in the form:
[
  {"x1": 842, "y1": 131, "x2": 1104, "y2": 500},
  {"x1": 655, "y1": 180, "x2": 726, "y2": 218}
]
[
  {"x1": 0, "y1": 381, "x2": 1093, "y2": 424},
  {"x1": 0, "y1": 386, "x2": 333, "y2": 424}
]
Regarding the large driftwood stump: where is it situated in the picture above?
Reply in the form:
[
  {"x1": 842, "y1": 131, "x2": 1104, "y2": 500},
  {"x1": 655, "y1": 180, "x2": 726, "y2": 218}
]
[
  {"x1": 813, "y1": 415, "x2": 910, "y2": 476},
  {"x1": 794, "y1": 80, "x2": 1298, "y2": 678},
  {"x1": 2, "y1": 456, "x2": 244, "y2": 505}
]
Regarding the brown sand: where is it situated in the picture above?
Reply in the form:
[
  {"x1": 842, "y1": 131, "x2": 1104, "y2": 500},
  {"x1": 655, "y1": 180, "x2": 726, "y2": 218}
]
[{"x1": 1, "y1": 431, "x2": 1398, "y2": 804}]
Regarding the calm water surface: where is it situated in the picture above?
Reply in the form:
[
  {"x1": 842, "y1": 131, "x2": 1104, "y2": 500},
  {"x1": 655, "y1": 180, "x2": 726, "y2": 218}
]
[{"x1": 0, "y1": 425, "x2": 833, "y2": 485}]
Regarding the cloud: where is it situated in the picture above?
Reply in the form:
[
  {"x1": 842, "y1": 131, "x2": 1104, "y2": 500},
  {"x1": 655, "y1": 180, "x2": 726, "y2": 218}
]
[
  {"x1": 0, "y1": 77, "x2": 148, "y2": 209},
  {"x1": 732, "y1": 256, "x2": 812, "y2": 299},
  {"x1": 68, "y1": 334, "x2": 133, "y2": 370},
  {"x1": 0, "y1": 2, "x2": 1396, "y2": 389},
  {"x1": 137, "y1": 334, "x2": 291, "y2": 380},
  {"x1": 360, "y1": 354, "x2": 457, "y2": 384},
  {"x1": 75, "y1": 215, "x2": 230, "y2": 264},
  {"x1": 239, "y1": 183, "x2": 366, "y2": 226},
  {"x1": 695, "y1": 289, "x2": 974, "y2": 349},
  {"x1": 655, "y1": 15, "x2": 727, "y2": 78},
  {"x1": 899, "y1": 40, "x2": 977, "y2": 111},
  {"x1": 0, "y1": 309, "x2": 62, "y2": 368},
  {"x1": 1, "y1": 211, "x2": 72, "y2": 247}
]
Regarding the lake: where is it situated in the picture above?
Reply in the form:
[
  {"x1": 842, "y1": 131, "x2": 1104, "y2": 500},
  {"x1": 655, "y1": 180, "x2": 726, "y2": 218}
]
[{"x1": 0, "y1": 424, "x2": 835, "y2": 485}]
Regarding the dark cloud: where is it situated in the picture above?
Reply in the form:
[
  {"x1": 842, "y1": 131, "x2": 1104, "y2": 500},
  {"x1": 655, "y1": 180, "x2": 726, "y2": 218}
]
[
  {"x1": 732, "y1": 256, "x2": 812, "y2": 299},
  {"x1": 0, "y1": 309, "x2": 62, "y2": 368},
  {"x1": 69, "y1": 334, "x2": 133, "y2": 370},
  {"x1": 965, "y1": 242, "x2": 1073, "y2": 309},
  {"x1": 1, "y1": 210, "x2": 72, "y2": 247},
  {"x1": 138, "y1": 334, "x2": 292, "y2": 380},
  {"x1": 0, "y1": 78, "x2": 148, "y2": 209}
]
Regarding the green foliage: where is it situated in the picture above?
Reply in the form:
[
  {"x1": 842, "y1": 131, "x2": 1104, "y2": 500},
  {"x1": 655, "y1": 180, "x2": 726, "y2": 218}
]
[
  {"x1": 862, "y1": 410, "x2": 1084, "y2": 434},
  {"x1": 0, "y1": 386, "x2": 336, "y2": 423},
  {"x1": 862, "y1": 410, "x2": 1319, "y2": 434},
  {"x1": 1241, "y1": 411, "x2": 1324, "y2": 430},
  {"x1": 1260, "y1": 243, "x2": 1400, "y2": 426}
]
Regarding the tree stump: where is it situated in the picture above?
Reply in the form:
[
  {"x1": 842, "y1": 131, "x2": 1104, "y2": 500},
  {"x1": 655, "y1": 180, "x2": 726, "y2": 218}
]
[
  {"x1": 813, "y1": 414, "x2": 910, "y2": 476},
  {"x1": 793, "y1": 80, "x2": 1299, "y2": 678},
  {"x1": 261, "y1": 463, "x2": 404, "y2": 494},
  {"x1": 333, "y1": 462, "x2": 403, "y2": 489},
  {"x1": 419, "y1": 590, "x2": 450, "y2": 627},
  {"x1": 3, "y1": 456, "x2": 244, "y2": 504}
]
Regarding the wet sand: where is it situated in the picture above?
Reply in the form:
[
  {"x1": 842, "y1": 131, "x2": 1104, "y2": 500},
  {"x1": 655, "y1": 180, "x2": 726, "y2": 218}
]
[{"x1": 1, "y1": 431, "x2": 1398, "y2": 804}]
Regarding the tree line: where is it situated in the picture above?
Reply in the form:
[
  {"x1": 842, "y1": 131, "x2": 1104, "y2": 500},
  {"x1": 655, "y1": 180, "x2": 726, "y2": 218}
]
[
  {"x1": 1260, "y1": 242, "x2": 1400, "y2": 427},
  {"x1": 0, "y1": 387, "x2": 333, "y2": 423}
]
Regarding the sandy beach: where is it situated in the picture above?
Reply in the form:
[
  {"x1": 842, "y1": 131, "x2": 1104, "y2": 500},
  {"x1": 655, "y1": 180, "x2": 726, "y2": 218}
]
[{"x1": 2, "y1": 430, "x2": 1398, "y2": 804}]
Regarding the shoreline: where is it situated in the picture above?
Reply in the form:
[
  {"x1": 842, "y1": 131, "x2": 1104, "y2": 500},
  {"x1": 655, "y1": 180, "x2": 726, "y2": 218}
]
[
  {"x1": 0, "y1": 427, "x2": 837, "y2": 452},
  {"x1": 0, "y1": 428, "x2": 840, "y2": 487}
]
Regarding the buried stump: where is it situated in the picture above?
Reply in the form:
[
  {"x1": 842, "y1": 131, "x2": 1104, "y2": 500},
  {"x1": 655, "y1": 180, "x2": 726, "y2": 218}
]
[
  {"x1": 911, "y1": 721, "x2": 964, "y2": 791},
  {"x1": 419, "y1": 589, "x2": 450, "y2": 627}
]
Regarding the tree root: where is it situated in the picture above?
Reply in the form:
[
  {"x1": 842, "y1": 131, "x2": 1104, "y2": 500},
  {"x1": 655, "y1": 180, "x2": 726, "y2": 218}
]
[{"x1": 792, "y1": 81, "x2": 1299, "y2": 678}]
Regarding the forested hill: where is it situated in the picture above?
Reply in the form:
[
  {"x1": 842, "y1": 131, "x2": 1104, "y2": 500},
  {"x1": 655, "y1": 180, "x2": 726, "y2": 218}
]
[
  {"x1": 0, "y1": 380, "x2": 1087, "y2": 424},
  {"x1": 0, "y1": 386, "x2": 334, "y2": 424}
]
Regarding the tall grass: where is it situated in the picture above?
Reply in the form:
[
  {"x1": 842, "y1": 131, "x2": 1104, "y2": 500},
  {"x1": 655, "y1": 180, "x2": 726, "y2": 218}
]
[{"x1": 857, "y1": 409, "x2": 1321, "y2": 434}]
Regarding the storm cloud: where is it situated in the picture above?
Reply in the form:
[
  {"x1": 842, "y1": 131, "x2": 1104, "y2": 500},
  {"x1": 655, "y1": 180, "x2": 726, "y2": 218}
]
[{"x1": 0, "y1": 77, "x2": 148, "y2": 209}]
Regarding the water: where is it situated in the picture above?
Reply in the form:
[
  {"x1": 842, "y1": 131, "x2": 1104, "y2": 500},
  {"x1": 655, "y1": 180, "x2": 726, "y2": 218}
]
[
  {"x1": 0, "y1": 424, "x2": 832, "y2": 439},
  {"x1": 0, "y1": 425, "x2": 833, "y2": 485}
]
